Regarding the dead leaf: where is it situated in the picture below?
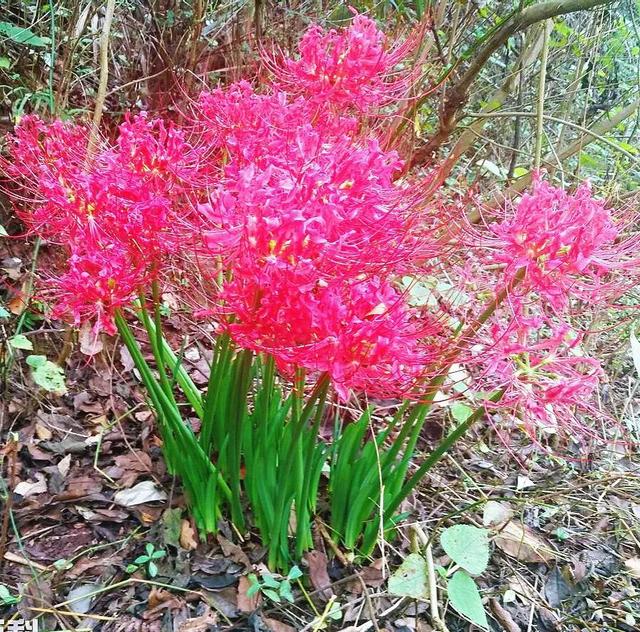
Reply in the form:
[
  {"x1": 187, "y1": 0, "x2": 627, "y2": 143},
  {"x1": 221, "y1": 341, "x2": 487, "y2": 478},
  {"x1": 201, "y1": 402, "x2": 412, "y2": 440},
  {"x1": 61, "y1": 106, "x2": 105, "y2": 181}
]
[
  {"x1": 113, "y1": 451, "x2": 153, "y2": 487},
  {"x1": 14, "y1": 474, "x2": 47, "y2": 497},
  {"x1": 114, "y1": 480, "x2": 167, "y2": 506},
  {"x1": 237, "y1": 575, "x2": 261, "y2": 613},
  {"x1": 483, "y1": 500, "x2": 514, "y2": 529},
  {"x1": 120, "y1": 344, "x2": 135, "y2": 372},
  {"x1": 624, "y1": 557, "x2": 640, "y2": 578},
  {"x1": 516, "y1": 475, "x2": 535, "y2": 491},
  {"x1": 58, "y1": 475, "x2": 103, "y2": 500},
  {"x1": 263, "y1": 617, "x2": 295, "y2": 632},
  {"x1": 144, "y1": 587, "x2": 183, "y2": 620},
  {"x1": 66, "y1": 583, "x2": 99, "y2": 614},
  {"x1": 57, "y1": 454, "x2": 72, "y2": 477},
  {"x1": 506, "y1": 575, "x2": 539, "y2": 603},
  {"x1": 177, "y1": 606, "x2": 218, "y2": 631},
  {"x1": 217, "y1": 535, "x2": 251, "y2": 569},
  {"x1": 79, "y1": 322, "x2": 104, "y2": 356},
  {"x1": 180, "y1": 519, "x2": 198, "y2": 551},
  {"x1": 148, "y1": 587, "x2": 177, "y2": 610},
  {"x1": 73, "y1": 391, "x2": 103, "y2": 414},
  {"x1": 495, "y1": 521, "x2": 556, "y2": 564},
  {"x1": 304, "y1": 550, "x2": 334, "y2": 601},
  {"x1": 35, "y1": 423, "x2": 53, "y2": 441},
  {"x1": 544, "y1": 566, "x2": 577, "y2": 607}
]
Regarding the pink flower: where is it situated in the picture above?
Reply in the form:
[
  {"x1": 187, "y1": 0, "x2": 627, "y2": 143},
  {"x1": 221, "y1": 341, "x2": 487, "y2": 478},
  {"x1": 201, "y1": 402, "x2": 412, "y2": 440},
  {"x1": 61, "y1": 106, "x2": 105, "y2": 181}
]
[
  {"x1": 2, "y1": 113, "x2": 207, "y2": 333},
  {"x1": 491, "y1": 179, "x2": 619, "y2": 308},
  {"x1": 196, "y1": 78, "x2": 439, "y2": 398},
  {"x1": 273, "y1": 13, "x2": 415, "y2": 111},
  {"x1": 48, "y1": 239, "x2": 147, "y2": 335},
  {"x1": 470, "y1": 313, "x2": 602, "y2": 438}
]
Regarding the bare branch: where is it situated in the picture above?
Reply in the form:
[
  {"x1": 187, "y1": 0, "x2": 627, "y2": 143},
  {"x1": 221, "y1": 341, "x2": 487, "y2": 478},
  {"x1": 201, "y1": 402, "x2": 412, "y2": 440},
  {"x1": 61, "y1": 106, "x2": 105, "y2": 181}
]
[{"x1": 412, "y1": 0, "x2": 617, "y2": 168}]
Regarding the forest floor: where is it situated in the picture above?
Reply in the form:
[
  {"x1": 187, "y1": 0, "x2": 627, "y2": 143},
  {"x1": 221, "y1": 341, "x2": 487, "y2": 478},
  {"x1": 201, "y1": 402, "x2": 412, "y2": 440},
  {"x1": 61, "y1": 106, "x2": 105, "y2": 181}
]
[{"x1": 2, "y1": 242, "x2": 640, "y2": 632}]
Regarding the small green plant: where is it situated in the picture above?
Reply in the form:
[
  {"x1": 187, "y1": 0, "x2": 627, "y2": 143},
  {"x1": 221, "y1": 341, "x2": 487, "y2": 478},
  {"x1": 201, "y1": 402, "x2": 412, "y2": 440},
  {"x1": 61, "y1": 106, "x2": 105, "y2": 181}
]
[
  {"x1": 0, "y1": 583, "x2": 21, "y2": 606},
  {"x1": 438, "y1": 524, "x2": 490, "y2": 630},
  {"x1": 389, "y1": 524, "x2": 490, "y2": 630},
  {"x1": 309, "y1": 597, "x2": 343, "y2": 630},
  {"x1": 125, "y1": 542, "x2": 167, "y2": 578},
  {"x1": 246, "y1": 565, "x2": 303, "y2": 603}
]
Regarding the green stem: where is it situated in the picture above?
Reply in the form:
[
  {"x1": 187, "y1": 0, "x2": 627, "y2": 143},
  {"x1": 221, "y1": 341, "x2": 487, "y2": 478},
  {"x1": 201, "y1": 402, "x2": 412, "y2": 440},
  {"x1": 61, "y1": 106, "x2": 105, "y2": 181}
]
[{"x1": 115, "y1": 311, "x2": 232, "y2": 503}]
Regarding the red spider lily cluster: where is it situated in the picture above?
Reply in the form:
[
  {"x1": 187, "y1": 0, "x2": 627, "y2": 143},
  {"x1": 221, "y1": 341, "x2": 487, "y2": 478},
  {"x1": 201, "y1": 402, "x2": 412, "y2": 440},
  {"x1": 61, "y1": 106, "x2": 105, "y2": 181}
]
[
  {"x1": 3, "y1": 113, "x2": 204, "y2": 333},
  {"x1": 2, "y1": 14, "x2": 637, "y2": 438}
]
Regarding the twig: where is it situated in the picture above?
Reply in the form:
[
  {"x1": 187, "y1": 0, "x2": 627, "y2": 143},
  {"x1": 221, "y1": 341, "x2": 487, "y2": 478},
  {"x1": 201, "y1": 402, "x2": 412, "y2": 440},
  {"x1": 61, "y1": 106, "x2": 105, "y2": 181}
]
[
  {"x1": 87, "y1": 0, "x2": 116, "y2": 161},
  {"x1": 412, "y1": 0, "x2": 616, "y2": 166},
  {"x1": 411, "y1": 525, "x2": 450, "y2": 632},
  {"x1": 0, "y1": 436, "x2": 18, "y2": 572},
  {"x1": 534, "y1": 20, "x2": 552, "y2": 170}
]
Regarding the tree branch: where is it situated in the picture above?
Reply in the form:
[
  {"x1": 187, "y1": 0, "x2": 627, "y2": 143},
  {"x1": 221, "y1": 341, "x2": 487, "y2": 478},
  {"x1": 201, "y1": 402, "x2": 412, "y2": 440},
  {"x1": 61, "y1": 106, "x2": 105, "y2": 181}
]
[{"x1": 411, "y1": 0, "x2": 616, "y2": 168}]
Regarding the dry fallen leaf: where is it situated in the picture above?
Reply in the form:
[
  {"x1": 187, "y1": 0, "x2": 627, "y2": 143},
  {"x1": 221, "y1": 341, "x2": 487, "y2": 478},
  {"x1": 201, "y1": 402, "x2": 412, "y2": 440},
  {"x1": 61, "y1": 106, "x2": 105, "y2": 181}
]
[
  {"x1": 14, "y1": 474, "x2": 47, "y2": 497},
  {"x1": 263, "y1": 617, "x2": 296, "y2": 632},
  {"x1": 624, "y1": 557, "x2": 640, "y2": 578},
  {"x1": 57, "y1": 454, "x2": 72, "y2": 477},
  {"x1": 114, "y1": 480, "x2": 167, "y2": 506},
  {"x1": 177, "y1": 606, "x2": 218, "y2": 631},
  {"x1": 217, "y1": 535, "x2": 251, "y2": 569},
  {"x1": 35, "y1": 423, "x2": 53, "y2": 441},
  {"x1": 483, "y1": 500, "x2": 514, "y2": 529},
  {"x1": 494, "y1": 520, "x2": 556, "y2": 564},
  {"x1": 237, "y1": 575, "x2": 261, "y2": 613},
  {"x1": 506, "y1": 574, "x2": 540, "y2": 603},
  {"x1": 113, "y1": 451, "x2": 153, "y2": 487},
  {"x1": 304, "y1": 550, "x2": 334, "y2": 601},
  {"x1": 79, "y1": 322, "x2": 104, "y2": 356},
  {"x1": 179, "y1": 519, "x2": 198, "y2": 551}
]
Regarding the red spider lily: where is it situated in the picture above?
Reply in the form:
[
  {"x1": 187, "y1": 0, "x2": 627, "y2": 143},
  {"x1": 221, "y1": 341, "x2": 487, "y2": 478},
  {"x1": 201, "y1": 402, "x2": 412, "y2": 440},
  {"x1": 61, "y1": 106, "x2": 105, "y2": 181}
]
[
  {"x1": 272, "y1": 12, "x2": 418, "y2": 112},
  {"x1": 2, "y1": 113, "x2": 208, "y2": 332},
  {"x1": 1, "y1": 12, "x2": 637, "y2": 436},
  {"x1": 470, "y1": 311, "x2": 603, "y2": 438},
  {"x1": 490, "y1": 178, "x2": 623, "y2": 308}
]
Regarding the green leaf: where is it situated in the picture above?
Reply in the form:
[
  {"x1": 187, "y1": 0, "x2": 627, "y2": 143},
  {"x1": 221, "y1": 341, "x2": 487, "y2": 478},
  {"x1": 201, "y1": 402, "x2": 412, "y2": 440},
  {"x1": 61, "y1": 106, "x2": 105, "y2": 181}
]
[
  {"x1": 388, "y1": 553, "x2": 428, "y2": 599},
  {"x1": 9, "y1": 334, "x2": 33, "y2": 350},
  {"x1": 161, "y1": 508, "x2": 183, "y2": 548},
  {"x1": 0, "y1": 56, "x2": 10, "y2": 69},
  {"x1": 26, "y1": 354, "x2": 46, "y2": 368},
  {"x1": 450, "y1": 402, "x2": 473, "y2": 423},
  {"x1": 261, "y1": 573, "x2": 280, "y2": 589},
  {"x1": 263, "y1": 588, "x2": 281, "y2": 602},
  {"x1": 447, "y1": 570, "x2": 488, "y2": 629},
  {"x1": 145, "y1": 543, "x2": 154, "y2": 557},
  {"x1": 53, "y1": 558, "x2": 72, "y2": 571},
  {"x1": 513, "y1": 167, "x2": 528, "y2": 179},
  {"x1": 440, "y1": 525, "x2": 489, "y2": 575},
  {"x1": 151, "y1": 549, "x2": 166, "y2": 559},
  {"x1": 125, "y1": 564, "x2": 138, "y2": 574},
  {"x1": 279, "y1": 580, "x2": 294, "y2": 603},
  {"x1": 0, "y1": 584, "x2": 20, "y2": 605},
  {"x1": 27, "y1": 355, "x2": 67, "y2": 394},
  {"x1": 328, "y1": 600, "x2": 342, "y2": 620},
  {"x1": 0, "y1": 305, "x2": 9, "y2": 319},
  {"x1": 0, "y1": 224, "x2": 8, "y2": 236},
  {"x1": 134, "y1": 555, "x2": 149, "y2": 565},
  {"x1": 0, "y1": 21, "x2": 51, "y2": 47},
  {"x1": 246, "y1": 576, "x2": 261, "y2": 597},
  {"x1": 287, "y1": 565, "x2": 303, "y2": 580},
  {"x1": 147, "y1": 561, "x2": 158, "y2": 578}
]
